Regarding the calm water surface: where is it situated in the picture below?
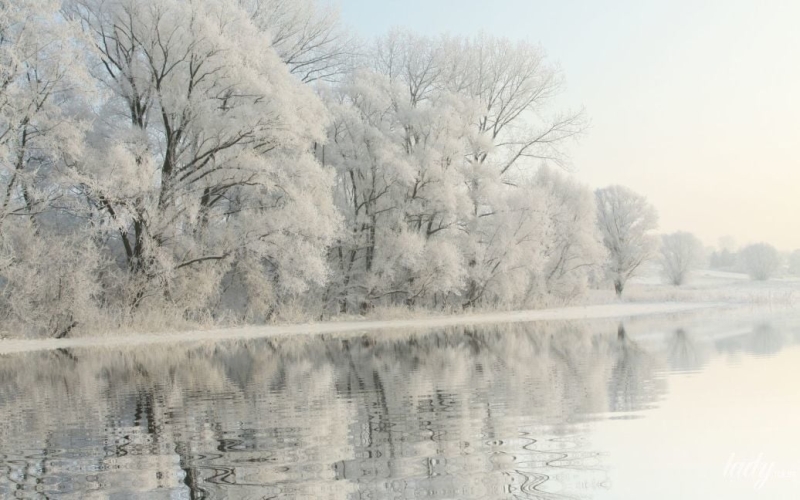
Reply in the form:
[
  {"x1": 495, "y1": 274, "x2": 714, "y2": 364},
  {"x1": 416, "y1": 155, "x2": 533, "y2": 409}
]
[{"x1": 1, "y1": 313, "x2": 799, "y2": 499}]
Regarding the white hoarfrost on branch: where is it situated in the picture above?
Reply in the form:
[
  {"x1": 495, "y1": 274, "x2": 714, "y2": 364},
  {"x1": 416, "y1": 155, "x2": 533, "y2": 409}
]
[{"x1": 237, "y1": 0, "x2": 357, "y2": 83}]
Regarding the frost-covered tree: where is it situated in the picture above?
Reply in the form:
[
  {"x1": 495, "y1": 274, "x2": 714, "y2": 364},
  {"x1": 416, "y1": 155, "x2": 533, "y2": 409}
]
[
  {"x1": 595, "y1": 185, "x2": 658, "y2": 296},
  {"x1": 321, "y1": 32, "x2": 474, "y2": 312},
  {"x1": 459, "y1": 168, "x2": 604, "y2": 308},
  {"x1": 533, "y1": 167, "x2": 606, "y2": 301},
  {"x1": 0, "y1": 0, "x2": 87, "y2": 224},
  {"x1": 739, "y1": 243, "x2": 780, "y2": 281},
  {"x1": 64, "y1": 0, "x2": 340, "y2": 318},
  {"x1": 442, "y1": 34, "x2": 586, "y2": 308},
  {"x1": 659, "y1": 231, "x2": 703, "y2": 286},
  {"x1": 0, "y1": 0, "x2": 102, "y2": 337}
]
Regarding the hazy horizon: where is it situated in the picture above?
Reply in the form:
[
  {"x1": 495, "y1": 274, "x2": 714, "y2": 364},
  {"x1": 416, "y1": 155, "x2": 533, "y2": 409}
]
[{"x1": 339, "y1": 0, "x2": 800, "y2": 251}]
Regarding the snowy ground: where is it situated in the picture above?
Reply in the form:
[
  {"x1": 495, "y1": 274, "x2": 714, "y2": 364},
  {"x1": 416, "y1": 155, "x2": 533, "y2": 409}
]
[
  {"x1": 589, "y1": 267, "x2": 800, "y2": 306},
  {"x1": 3, "y1": 268, "x2": 797, "y2": 355},
  {"x1": 0, "y1": 302, "x2": 725, "y2": 355}
]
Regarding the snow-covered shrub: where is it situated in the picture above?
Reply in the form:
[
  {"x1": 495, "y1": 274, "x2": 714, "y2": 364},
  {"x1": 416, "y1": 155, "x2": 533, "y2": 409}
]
[
  {"x1": 0, "y1": 223, "x2": 104, "y2": 337},
  {"x1": 740, "y1": 243, "x2": 780, "y2": 281}
]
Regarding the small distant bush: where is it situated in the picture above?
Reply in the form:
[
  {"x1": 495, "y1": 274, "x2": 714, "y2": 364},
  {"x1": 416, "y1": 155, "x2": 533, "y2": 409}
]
[{"x1": 739, "y1": 243, "x2": 780, "y2": 281}]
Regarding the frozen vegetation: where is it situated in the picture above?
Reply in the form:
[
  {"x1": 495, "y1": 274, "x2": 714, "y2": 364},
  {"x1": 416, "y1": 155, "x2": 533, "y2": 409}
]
[{"x1": 1, "y1": 0, "x2": 799, "y2": 339}]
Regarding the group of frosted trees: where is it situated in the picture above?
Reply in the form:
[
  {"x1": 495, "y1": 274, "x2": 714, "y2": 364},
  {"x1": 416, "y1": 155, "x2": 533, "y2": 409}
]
[
  {"x1": 322, "y1": 32, "x2": 603, "y2": 313},
  {"x1": 710, "y1": 242, "x2": 785, "y2": 281},
  {"x1": 0, "y1": 0, "x2": 710, "y2": 337},
  {"x1": 2, "y1": 0, "x2": 351, "y2": 336}
]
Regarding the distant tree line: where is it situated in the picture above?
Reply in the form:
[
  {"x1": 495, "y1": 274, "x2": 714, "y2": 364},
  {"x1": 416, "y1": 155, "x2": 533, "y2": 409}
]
[{"x1": 709, "y1": 241, "x2": 798, "y2": 281}]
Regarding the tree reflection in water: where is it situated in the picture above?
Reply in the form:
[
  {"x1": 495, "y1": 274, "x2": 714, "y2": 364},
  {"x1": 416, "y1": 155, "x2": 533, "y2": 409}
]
[{"x1": 0, "y1": 318, "x2": 796, "y2": 499}]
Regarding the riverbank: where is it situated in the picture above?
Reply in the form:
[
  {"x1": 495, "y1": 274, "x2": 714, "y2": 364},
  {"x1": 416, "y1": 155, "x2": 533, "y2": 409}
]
[
  {"x1": 0, "y1": 302, "x2": 728, "y2": 354},
  {"x1": 4, "y1": 267, "x2": 800, "y2": 354}
]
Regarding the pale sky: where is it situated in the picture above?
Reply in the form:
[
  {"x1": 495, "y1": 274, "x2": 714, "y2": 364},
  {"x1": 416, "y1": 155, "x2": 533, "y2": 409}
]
[{"x1": 338, "y1": 0, "x2": 800, "y2": 250}]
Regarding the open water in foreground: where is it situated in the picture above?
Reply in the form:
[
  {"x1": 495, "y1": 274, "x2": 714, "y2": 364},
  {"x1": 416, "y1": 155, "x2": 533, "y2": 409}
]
[{"x1": 1, "y1": 311, "x2": 798, "y2": 499}]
